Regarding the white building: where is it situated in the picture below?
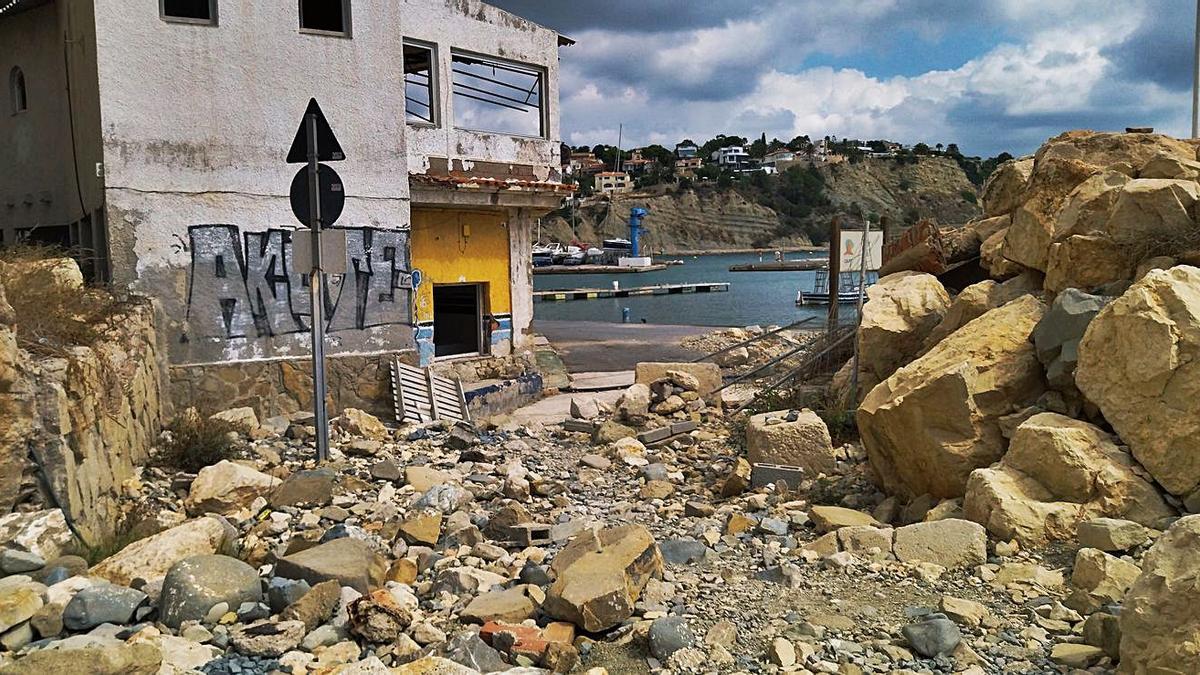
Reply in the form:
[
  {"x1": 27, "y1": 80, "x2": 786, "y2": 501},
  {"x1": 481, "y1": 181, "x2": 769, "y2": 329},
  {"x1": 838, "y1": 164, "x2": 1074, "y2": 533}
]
[
  {"x1": 596, "y1": 171, "x2": 632, "y2": 194},
  {"x1": 1, "y1": 0, "x2": 573, "y2": 415},
  {"x1": 711, "y1": 146, "x2": 751, "y2": 172}
]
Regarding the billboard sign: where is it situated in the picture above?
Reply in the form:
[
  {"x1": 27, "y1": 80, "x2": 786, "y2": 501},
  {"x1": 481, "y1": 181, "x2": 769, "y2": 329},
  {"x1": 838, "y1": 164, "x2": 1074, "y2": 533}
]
[{"x1": 840, "y1": 230, "x2": 884, "y2": 271}]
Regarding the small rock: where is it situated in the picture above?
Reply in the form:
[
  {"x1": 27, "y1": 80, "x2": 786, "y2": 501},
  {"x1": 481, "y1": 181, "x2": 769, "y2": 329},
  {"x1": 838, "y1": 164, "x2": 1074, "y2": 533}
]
[
  {"x1": 1077, "y1": 518, "x2": 1149, "y2": 552},
  {"x1": 648, "y1": 616, "x2": 694, "y2": 661},
  {"x1": 231, "y1": 619, "x2": 306, "y2": 657},
  {"x1": 902, "y1": 614, "x2": 961, "y2": 657},
  {"x1": 159, "y1": 555, "x2": 263, "y2": 628},
  {"x1": 767, "y1": 637, "x2": 796, "y2": 667}
]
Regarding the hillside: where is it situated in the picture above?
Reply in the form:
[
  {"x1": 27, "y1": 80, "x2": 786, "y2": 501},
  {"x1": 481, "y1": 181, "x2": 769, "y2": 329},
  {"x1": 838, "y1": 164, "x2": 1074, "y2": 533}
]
[{"x1": 541, "y1": 156, "x2": 981, "y2": 252}]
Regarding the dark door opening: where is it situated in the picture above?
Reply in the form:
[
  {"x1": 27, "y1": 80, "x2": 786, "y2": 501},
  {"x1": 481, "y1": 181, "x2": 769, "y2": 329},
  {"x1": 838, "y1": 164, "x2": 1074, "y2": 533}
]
[{"x1": 433, "y1": 284, "x2": 481, "y2": 358}]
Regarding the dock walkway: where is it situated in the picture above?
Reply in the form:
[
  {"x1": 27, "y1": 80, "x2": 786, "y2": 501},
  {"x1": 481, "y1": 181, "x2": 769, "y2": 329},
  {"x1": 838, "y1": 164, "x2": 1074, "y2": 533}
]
[
  {"x1": 534, "y1": 264, "x2": 667, "y2": 275},
  {"x1": 533, "y1": 282, "x2": 729, "y2": 303},
  {"x1": 728, "y1": 260, "x2": 825, "y2": 272}
]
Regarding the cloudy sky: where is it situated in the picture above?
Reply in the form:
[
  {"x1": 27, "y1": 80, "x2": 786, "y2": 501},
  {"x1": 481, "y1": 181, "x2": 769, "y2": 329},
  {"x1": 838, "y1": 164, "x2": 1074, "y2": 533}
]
[{"x1": 490, "y1": 0, "x2": 1197, "y2": 157}]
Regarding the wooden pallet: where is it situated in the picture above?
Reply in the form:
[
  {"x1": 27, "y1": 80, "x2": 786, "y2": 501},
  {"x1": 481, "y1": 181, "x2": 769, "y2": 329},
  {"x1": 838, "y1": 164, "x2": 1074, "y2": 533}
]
[{"x1": 390, "y1": 359, "x2": 471, "y2": 425}]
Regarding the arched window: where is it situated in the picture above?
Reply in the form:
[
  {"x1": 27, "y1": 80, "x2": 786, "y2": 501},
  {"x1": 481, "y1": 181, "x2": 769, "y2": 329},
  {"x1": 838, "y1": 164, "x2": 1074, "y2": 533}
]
[{"x1": 9, "y1": 67, "x2": 26, "y2": 114}]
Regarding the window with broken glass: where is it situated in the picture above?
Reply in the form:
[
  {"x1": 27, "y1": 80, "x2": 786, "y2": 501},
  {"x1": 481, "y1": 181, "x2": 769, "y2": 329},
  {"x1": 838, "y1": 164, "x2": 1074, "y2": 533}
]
[
  {"x1": 451, "y1": 52, "x2": 544, "y2": 138},
  {"x1": 404, "y1": 42, "x2": 436, "y2": 126}
]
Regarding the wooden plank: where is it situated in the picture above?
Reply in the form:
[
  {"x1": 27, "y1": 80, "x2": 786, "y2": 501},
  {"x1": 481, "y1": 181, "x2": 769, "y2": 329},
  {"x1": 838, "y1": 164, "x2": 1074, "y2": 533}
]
[
  {"x1": 457, "y1": 379, "x2": 472, "y2": 423},
  {"x1": 426, "y1": 368, "x2": 440, "y2": 420}
]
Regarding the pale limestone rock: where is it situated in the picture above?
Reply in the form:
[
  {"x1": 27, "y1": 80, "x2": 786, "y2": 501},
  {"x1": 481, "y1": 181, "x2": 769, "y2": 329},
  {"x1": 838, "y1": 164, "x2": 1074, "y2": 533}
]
[
  {"x1": 892, "y1": 519, "x2": 987, "y2": 569},
  {"x1": 857, "y1": 272, "x2": 951, "y2": 384},
  {"x1": 964, "y1": 413, "x2": 1173, "y2": 546},
  {"x1": 0, "y1": 510, "x2": 75, "y2": 562},
  {"x1": 1105, "y1": 179, "x2": 1200, "y2": 256},
  {"x1": 209, "y1": 407, "x2": 260, "y2": 435},
  {"x1": 981, "y1": 157, "x2": 1033, "y2": 217},
  {"x1": 336, "y1": 408, "x2": 388, "y2": 441},
  {"x1": 1077, "y1": 518, "x2": 1149, "y2": 552},
  {"x1": 634, "y1": 362, "x2": 721, "y2": 405},
  {"x1": 859, "y1": 296, "x2": 1047, "y2": 498},
  {"x1": 1119, "y1": 515, "x2": 1200, "y2": 674},
  {"x1": 745, "y1": 409, "x2": 835, "y2": 476},
  {"x1": 922, "y1": 274, "x2": 1041, "y2": 351},
  {"x1": 1069, "y1": 548, "x2": 1141, "y2": 613},
  {"x1": 1002, "y1": 157, "x2": 1097, "y2": 271},
  {"x1": 1052, "y1": 170, "x2": 1131, "y2": 242},
  {"x1": 1139, "y1": 152, "x2": 1200, "y2": 180},
  {"x1": 184, "y1": 461, "x2": 280, "y2": 516},
  {"x1": 90, "y1": 515, "x2": 236, "y2": 587},
  {"x1": 1045, "y1": 234, "x2": 1133, "y2": 293},
  {"x1": 809, "y1": 506, "x2": 880, "y2": 533},
  {"x1": 543, "y1": 524, "x2": 663, "y2": 632},
  {"x1": 1076, "y1": 267, "x2": 1200, "y2": 497},
  {"x1": 981, "y1": 227, "x2": 1024, "y2": 279}
]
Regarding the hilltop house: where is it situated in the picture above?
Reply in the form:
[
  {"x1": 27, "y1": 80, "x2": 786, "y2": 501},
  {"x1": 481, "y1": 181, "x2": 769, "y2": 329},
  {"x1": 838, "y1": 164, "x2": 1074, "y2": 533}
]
[
  {"x1": 712, "y1": 146, "x2": 753, "y2": 172},
  {"x1": 596, "y1": 171, "x2": 632, "y2": 195},
  {"x1": 675, "y1": 142, "x2": 699, "y2": 159},
  {"x1": 675, "y1": 157, "x2": 703, "y2": 178},
  {"x1": 1, "y1": 0, "x2": 573, "y2": 415}
]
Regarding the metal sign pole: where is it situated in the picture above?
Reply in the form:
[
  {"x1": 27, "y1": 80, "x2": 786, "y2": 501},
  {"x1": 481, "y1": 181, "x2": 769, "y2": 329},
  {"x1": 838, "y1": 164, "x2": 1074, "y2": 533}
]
[{"x1": 306, "y1": 113, "x2": 330, "y2": 463}]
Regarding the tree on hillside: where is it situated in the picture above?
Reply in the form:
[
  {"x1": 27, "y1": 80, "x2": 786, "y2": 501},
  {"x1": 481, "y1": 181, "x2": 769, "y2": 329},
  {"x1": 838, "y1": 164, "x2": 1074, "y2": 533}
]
[
  {"x1": 700, "y1": 134, "x2": 749, "y2": 158},
  {"x1": 639, "y1": 144, "x2": 675, "y2": 167},
  {"x1": 946, "y1": 143, "x2": 962, "y2": 157},
  {"x1": 935, "y1": 143, "x2": 944, "y2": 154},
  {"x1": 913, "y1": 143, "x2": 931, "y2": 155},
  {"x1": 749, "y1": 133, "x2": 768, "y2": 159}
]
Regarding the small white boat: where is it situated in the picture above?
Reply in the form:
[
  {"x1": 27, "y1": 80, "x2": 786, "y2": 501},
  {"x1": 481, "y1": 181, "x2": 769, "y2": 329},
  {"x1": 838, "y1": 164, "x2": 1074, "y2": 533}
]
[{"x1": 796, "y1": 269, "x2": 879, "y2": 306}]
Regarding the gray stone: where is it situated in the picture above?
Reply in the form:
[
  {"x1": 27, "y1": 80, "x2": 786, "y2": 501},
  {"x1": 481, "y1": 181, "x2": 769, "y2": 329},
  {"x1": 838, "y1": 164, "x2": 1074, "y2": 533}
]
[
  {"x1": 758, "y1": 518, "x2": 789, "y2": 536},
  {"x1": 266, "y1": 577, "x2": 310, "y2": 614},
  {"x1": 370, "y1": 460, "x2": 402, "y2": 482},
  {"x1": 659, "y1": 539, "x2": 708, "y2": 566},
  {"x1": 1033, "y1": 289, "x2": 1109, "y2": 392},
  {"x1": 445, "y1": 631, "x2": 507, "y2": 673},
  {"x1": 0, "y1": 549, "x2": 45, "y2": 574},
  {"x1": 642, "y1": 463, "x2": 670, "y2": 482},
  {"x1": 902, "y1": 614, "x2": 961, "y2": 657},
  {"x1": 648, "y1": 617, "x2": 695, "y2": 660},
  {"x1": 63, "y1": 583, "x2": 147, "y2": 631},
  {"x1": 270, "y1": 469, "x2": 336, "y2": 508},
  {"x1": 159, "y1": 555, "x2": 263, "y2": 628}
]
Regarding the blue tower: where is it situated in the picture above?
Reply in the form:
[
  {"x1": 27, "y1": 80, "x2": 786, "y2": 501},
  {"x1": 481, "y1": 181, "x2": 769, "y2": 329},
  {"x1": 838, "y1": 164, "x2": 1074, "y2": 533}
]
[{"x1": 629, "y1": 207, "x2": 649, "y2": 257}]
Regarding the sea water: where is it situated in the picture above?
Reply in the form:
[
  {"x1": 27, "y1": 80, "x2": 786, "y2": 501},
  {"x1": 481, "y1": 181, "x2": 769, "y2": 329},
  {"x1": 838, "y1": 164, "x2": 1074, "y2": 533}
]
[{"x1": 533, "y1": 252, "x2": 862, "y2": 328}]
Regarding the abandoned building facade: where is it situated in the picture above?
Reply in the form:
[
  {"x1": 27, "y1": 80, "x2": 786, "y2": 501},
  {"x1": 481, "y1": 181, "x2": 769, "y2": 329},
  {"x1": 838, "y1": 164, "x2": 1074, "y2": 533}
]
[{"x1": 0, "y1": 0, "x2": 572, "y2": 415}]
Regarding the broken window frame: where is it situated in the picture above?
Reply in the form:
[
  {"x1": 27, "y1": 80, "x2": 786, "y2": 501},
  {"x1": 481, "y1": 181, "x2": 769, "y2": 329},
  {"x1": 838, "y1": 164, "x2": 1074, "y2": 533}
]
[
  {"x1": 298, "y1": 0, "x2": 352, "y2": 38},
  {"x1": 403, "y1": 40, "x2": 438, "y2": 128},
  {"x1": 159, "y1": 0, "x2": 218, "y2": 25},
  {"x1": 450, "y1": 50, "x2": 547, "y2": 139},
  {"x1": 9, "y1": 67, "x2": 26, "y2": 115}
]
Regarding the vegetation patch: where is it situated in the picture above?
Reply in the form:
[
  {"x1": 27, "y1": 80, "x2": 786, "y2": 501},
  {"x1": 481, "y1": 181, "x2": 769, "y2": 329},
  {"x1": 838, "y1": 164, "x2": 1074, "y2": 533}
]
[{"x1": 154, "y1": 408, "x2": 238, "y2": 473}]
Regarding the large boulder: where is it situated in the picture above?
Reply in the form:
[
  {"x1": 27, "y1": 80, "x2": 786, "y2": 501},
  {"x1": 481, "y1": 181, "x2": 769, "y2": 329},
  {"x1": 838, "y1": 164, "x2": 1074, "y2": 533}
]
[
  {"x1": 90, "y1": 515, "x2": 237, "y2": 587},
  {"x1": 922, "y1": 274, "x2": 1041, "y2": 352},
  {"x1": 159, "y1": 555, "x2": 262, "y2": 628},
  {"x1": 980, "y1": 228, "x2": 1024, "y2": 279},
  {"x1": 1051, "y1": 170, "x2": 1131, "y2": 243},
  {"x1": 184, "y1": 461, "x2": 280, "y2": 516},
  {"x1": 543, "y1": 524, "x2": 663, "y2": 632},
  {"x1": 1104, "y1": 179, "x2": 1200, "y2": 259},
  {"x1": 1119, "y1": 514, "x2": 1200, "y2": 674},
  {"x1": 981, "y1": 157, "x2": 1034, "y2": 217},
  {"x1": 1035, "y1": 130, "x2": 1197, "y2": 172},
  {"x1": 892, "y1": 519, "x2": 987, "y2": 569},
  {"x1": 1076, "y1": 267, "x2": 1200, "y2": 498},
  {"x1": 745, "y1": 409, "x2": 837, "y2": 477},
  {"x1": 859, "y1": 295, "x2": 1047, "y2": 498},
  {"x1": 274, "y1": 538, "x2": 387, "y2": 594},
  {"x1": 1045, "y1": 234, "x2": 1133, "y2": 294},
  {"x1": 1002, "y1": 157, "x2": 1096, "y2": 271},
  {"x1": 1031, "y1": 289, "x2": 1111, "y2": 393},
  {"x1": 857, "y1": 272, "x2": 951, "y2": 384},
  {"x1": 963, "y1": 413, "x2": 1173, "y2": 546}
]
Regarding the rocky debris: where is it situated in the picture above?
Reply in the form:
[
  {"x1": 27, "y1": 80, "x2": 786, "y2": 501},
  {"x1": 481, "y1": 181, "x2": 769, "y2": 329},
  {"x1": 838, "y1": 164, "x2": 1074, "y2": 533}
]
[
  {"x1": 231, "y1": 619, "x2": 305, "y2": 657},
  {"x1": 274, "y1": 538, "x2": 387, "y2": 594},
  {"x1": 634, "y1": 362, "x2": 721, "y2": 405},
  {"x1": 809, "y1": 506, "x2": 880, "y2": 533},
  {"x1": 347, "y1": 589, "x2": 412, "y2": 643},
  {"x1": 964, "y1": 413, "x2": 1173, "y2": 545},
  {"x1": 543, "y1": 524, "x2": 663, "y2": 632},
  {"x1": 461, "y1": 586, "x2": 540, "y2": 624},
  {"x1": 0, "y1": 637, "x2": 162, "y2": 674},
  {"x1": 269, "y1": 468, "x2": 336, "y2": 507},
  {"x1": 184, "y1": 461, "x2": 280, "y2": 516},
  {"x1": 1120, "y1": 515, "x2": 1200, "y2": 674},
  {"x1": 89, "y1": 516, "x2": 236, "y2": 587},
  {"x1": 1068, "y1": 548, "x2": 1141, "y2": 613},
  {"x1": 159, "y1": 555, "x2": 262, "y2": 628},
  {"x1": 859, "y1": 295, "x2": 1047, "y2": 498},
  {"x1": 857, "y1": 271, "x2": 952, "y2": 385},
  {"x1": 1076, "y1": 266, "x2": 1200, "y2": 499},
  {"x1": 210, "y1": 408, "x2": 260, "y2": 436},
  {"x1": 1077, "y1": 518, "x2": 1149, "y2": 552},
  {"x1": 280, "y1": 579, "x2": 339, "y2": 630},
  {"x1": 335, "y1": 408, "x2": 389, "y2": 441},
  {"x1": 0, "y1": 510, "x2": 75, "y2": 562},
  {"x1": 720, "y1": 458, "x2": 751, "y2": 497},
  {"x1": 745, "y1": 409, "x2": 837, "y2": 477},
  {"x1": 982, "y1": 157, "x2": 1034, "y2": 217}
]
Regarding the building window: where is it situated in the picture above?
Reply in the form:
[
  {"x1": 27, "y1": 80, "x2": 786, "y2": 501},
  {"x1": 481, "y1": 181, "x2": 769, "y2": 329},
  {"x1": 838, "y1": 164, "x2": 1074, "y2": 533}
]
[
  {"x1": 9, "y1": 67, "x2": 25, "y2": 114},
  {"x1": 451, "y1": 52, "x2": 544, "y2": 138},
  {"x1": 404, "y1": 42, "x2": 436, "y2": 125},
  {"x1": 299, "y1": 0, "x2": 351, "y2": 37},
  {"x1": 161, "y1": 0, "x2": 217, "y2": 24}
]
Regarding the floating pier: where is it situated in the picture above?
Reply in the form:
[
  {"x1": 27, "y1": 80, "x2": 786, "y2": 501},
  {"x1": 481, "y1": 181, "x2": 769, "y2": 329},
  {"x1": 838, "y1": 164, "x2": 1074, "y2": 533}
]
[
  {"x1": 534, "y1": 264, "x2": 669, "y2": 275},
  {"x1": 728, "y1": 260, "x2": 825, "y2": 272},
  {"x1": 533, "y1": 282, "x2": 729, "y2": 302}
]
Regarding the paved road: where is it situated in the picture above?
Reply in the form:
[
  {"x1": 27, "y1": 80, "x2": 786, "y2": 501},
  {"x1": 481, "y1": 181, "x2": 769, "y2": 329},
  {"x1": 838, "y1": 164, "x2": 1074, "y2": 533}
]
[{"x1": 532, "y1": 319, "x2": 713, "y2": 372}]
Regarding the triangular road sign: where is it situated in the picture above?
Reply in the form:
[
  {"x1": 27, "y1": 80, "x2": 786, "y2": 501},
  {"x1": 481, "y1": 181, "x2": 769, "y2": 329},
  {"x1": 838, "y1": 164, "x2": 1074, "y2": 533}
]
[{"x1": 287, "y1": 98, "x2": 346, "y2": 163}]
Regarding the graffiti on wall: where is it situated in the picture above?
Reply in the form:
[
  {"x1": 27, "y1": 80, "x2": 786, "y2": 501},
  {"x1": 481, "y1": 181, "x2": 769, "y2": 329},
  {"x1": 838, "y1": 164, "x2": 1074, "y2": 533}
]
[{"x1": 184, "y1": 224, "x2": 417, "y2": 341}]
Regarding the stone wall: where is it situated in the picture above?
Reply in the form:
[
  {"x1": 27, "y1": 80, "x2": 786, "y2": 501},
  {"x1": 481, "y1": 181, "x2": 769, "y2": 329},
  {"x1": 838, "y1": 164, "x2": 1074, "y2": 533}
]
[{"x1": 1, "y1": 294, "x2": 167, "y2": 547}]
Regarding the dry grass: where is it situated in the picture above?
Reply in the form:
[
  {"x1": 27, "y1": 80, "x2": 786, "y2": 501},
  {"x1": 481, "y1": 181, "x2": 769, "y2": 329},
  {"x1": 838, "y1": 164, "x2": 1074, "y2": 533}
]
[
  {"x1": 153, "y1": 408, "x2": 237, "y2": 473},
  {"x1": 0, "y1": 243, "x2": 121, "y2": 357}
]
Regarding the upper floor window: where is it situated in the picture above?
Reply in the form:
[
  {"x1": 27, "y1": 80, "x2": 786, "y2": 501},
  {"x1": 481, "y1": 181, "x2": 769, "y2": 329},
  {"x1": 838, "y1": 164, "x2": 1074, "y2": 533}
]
[
  {"x1": 451, "y1": 52, "x2": 544, "y2": 138},
  {"x1": 161, "y1": 0, "x2": 217, "y2": 24},
  {"x1": 9, "y1": 67, "x2": 26, "y2": 115},
  {"x1": 300, "y1": 0, "x2": 351, "y2": 37},
  {"x1": 404, "y1": 42, "x2": 436, "y2": 126}
]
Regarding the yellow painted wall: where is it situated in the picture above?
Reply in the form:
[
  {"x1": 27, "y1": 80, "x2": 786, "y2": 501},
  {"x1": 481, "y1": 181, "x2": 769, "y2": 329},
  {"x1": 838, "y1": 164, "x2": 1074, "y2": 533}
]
[{"x1": 410, "y1": 209, "x2": 512, "y2": 324}]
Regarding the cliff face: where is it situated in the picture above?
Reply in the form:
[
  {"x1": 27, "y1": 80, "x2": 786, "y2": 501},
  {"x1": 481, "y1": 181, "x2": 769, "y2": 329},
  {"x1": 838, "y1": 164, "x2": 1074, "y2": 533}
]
[
  {"x1": 541, "y1": 188, "x2": 801, "y2": 253},
  {"x1": 541, "y1": 156, "x2": 980, "y2": 252},
  {"x1": 820, "y1": 157, "x2": 981, "y2": 227}
]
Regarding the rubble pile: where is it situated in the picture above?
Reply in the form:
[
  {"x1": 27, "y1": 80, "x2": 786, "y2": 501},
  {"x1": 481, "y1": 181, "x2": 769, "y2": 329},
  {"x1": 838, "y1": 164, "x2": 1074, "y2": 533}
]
[{"x1": 681, "y1": 326, "x2": 820, "y2": 370}]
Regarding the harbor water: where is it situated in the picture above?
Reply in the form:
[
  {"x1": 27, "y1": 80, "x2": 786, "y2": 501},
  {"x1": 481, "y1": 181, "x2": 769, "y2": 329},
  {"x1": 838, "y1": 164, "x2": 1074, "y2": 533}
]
[{"x1": 533, "y1": 251, "x2": 859, "y2": 328}]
